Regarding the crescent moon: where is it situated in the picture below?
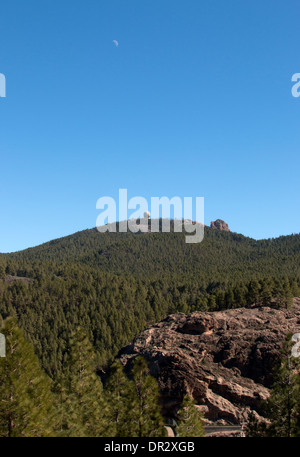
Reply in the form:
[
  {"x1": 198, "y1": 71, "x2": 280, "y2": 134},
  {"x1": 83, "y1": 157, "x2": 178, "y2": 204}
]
[{"x1": 113, "y1": 40, "x2": 119, "y2": 47}]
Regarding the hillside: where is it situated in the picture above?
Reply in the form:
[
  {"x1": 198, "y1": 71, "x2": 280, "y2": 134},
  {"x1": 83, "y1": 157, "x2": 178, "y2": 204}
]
[
  {"x1": 5, "y1": 221, "x2": 300, "y2": 281},
  {"x1": 0, "y1": 221, "x2": 300, "y2": 377}
]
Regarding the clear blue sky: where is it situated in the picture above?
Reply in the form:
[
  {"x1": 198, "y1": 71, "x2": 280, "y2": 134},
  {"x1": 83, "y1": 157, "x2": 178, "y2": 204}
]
[{"x1": 0, "y1": 0, "x2": 299, "y2": 252}]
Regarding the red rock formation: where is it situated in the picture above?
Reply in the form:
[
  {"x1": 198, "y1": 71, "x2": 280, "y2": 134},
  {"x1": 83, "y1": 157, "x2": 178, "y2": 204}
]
[
  {"x1": 119, "y1": 300, "x2": 300, "y2": 427},
  {"x1": 210, "y1": 219, "x2": 230, "y2": 231}
]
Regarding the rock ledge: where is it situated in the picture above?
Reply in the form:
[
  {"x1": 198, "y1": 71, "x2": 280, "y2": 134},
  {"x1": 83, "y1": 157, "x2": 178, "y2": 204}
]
[{"x1": 119, "y1": 301, "x2": 300, "y2": 425}]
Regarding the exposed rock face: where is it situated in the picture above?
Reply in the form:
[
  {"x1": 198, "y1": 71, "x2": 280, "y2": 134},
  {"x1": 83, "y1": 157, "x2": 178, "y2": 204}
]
[
  {"x1": 119, "y1": 301, "x2": 300, "y2": 426},
  {"x1": 210, "y1": 219, "x2": 230, "y2": 231},
  {"x1": 2, "y1": 275, "x2": 34, "y2": 284}
]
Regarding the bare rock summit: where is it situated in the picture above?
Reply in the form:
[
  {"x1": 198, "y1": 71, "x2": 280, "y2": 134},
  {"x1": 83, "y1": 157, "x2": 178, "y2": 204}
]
[{"x1": 210, "y1": 219, "x2": 230, "y2": 231}]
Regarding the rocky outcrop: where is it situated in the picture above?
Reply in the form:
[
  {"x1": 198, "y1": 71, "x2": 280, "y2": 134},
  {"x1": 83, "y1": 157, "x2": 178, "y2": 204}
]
[
  {"x1": 2, "y1": 275, "x2": 34, "y2": 284},
  {"x1": 119, "y1": 301, "x2": 300, "y2": 426},
  {"x1": 210, "y1": 219, "x2": 230, "y2": 231}
]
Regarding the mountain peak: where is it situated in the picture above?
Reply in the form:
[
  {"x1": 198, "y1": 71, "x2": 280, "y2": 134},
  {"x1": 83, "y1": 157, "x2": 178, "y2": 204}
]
[{"x1": 210, "y1": 219, "x2": 230, "y2": 232}]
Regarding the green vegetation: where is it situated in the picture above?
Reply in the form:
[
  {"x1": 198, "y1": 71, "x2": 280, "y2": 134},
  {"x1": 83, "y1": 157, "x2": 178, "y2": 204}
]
[
  {"x1": 0, "y1": 320, "x2": 192, "y2": 437},
  {"x1": 53, "y1": 327, "x2": 109, "y2": 437},
  {"x1": 0, "y1": 225, "x2": 299, "y2": 377},
  {"x1": 6, "y1": 225, "x2": 300, "y2": 282},
  {"x1": 0, "y1": 318, "x2": 55, "y2": 437},
  {"x1": 176, "y1": 396, "x2": 205, "y2": 437},
  {"x1": 104, "y1": 360, "x2": 135, "y2": 437},
  {"x1": 129, "y1": 357, "x2": 167, "y2": 437},
  {"x1": 247, "y1": 335, "x2": 300, "y2": 437},
  {"x1": 0, "y1": 223, "x2": 299, "y2": 436}
]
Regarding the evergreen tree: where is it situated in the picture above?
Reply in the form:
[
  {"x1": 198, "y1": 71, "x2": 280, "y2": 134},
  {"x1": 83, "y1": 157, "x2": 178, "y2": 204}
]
[
  {"x1": 58, "y1": 327, "x2": 109, "y2": 437},
  {"x1": 259, "y1": 279, "x2": 273, "y2": 306},
  {"x1": 0, "y1": 262, "x2": 5, "y2": 279},
  {"x1": 246, "y1": 279, "x2": 260, "y2": 306},
  {"x1": 176, "y1": 396, "x2": 205, "y2": 437},
  {"x1": 104, "y1": 360, "x2": 135, "y2": 437},
  {"x1": 0, "y1": 318, "x2": 55, "y2": 437},
  {"x1": 265, "y1": 337, "x2": 299, "y2": 436},
  {"x1": 130, "y1": 357, "x2": 167, "y2": 437},
  {"x1": 247, "y1": 334, "x2": 300, "y2": 437},
  {"x1": 276, "y1": 279, "x2": 293, "y2": 309},
  {"x1": 293, "y1": 366, "x2": 300, "y2": 436},
  {"x1": 246, "y1": 412, "x2": 269, "y2": 437},
  {"x1": 51, "y1": 377, "x2": 72, "y2": 437}
]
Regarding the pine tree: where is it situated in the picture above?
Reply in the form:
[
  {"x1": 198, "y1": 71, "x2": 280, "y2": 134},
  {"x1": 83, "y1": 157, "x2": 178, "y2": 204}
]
[
  {"x1": 247, "y1": 334, "x2": 300, "y2": 437},
  {"x1": 58, "y1": 327, "x2": 109, "y2": 437},
  {"x1": 246, "y1": 279, "x2": 260, "y2": 306},
  {"x1": 51, "y1": 377, "x2": 72, "y2": 436},
  {"x1": 176, "y1": 396, "x2": 205, "y2": 437},
  {"x1": 104, "y1": 360, "x2": 135, "y2": 437},
  {"x1": 246, "y1": 412, "x2": 269, "y2": 437},
  {"x1": 278, "y1": 278, "x2": 293, "y2": 309},
  {"x1": 0, "y1": 263, "x2": 5, "y2": 279},
  {"x1": 265, "y1": 337, "x2": 299, "y2": 436},
  {"x1": 0, "y1": 318, "x2": 55, "y2": 437},
  {"x1": 130, "y1": 356, "x2": 167, "y2": 437},
  {"x1": 293, "y1": 367, "x2": 300, "y2": 435},
  {"x1": 259, "y1": 279, "x2": 273, "y2": 306}
]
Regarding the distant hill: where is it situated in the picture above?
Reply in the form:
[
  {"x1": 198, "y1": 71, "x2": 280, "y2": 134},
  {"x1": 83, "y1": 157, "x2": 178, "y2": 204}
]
[{"x1": 6, "y1": 220, "x2": 300, "y2": 282}]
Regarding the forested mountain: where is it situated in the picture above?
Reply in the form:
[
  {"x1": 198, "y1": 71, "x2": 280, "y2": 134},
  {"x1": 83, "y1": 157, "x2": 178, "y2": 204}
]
[
  {"x1": 7, "y1": 223, "x2": 300, "y2": 281},
  {"x1": 0, "y1": 221, "x2": 300, "y2": 377}
]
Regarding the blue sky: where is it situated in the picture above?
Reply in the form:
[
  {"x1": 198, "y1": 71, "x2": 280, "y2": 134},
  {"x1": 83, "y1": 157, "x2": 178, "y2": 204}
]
[{"x1": 0, "y1": 0, "x2": 299, "y2": 252}]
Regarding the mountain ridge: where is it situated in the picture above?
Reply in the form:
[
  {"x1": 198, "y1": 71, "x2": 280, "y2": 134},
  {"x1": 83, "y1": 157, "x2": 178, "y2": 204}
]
[
  {"x1": 3, "y1": 218, "x2": 300, "y2": 256},
  {"x1": 3, "y1": 221, "x2": 300, "y2": 283}
]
